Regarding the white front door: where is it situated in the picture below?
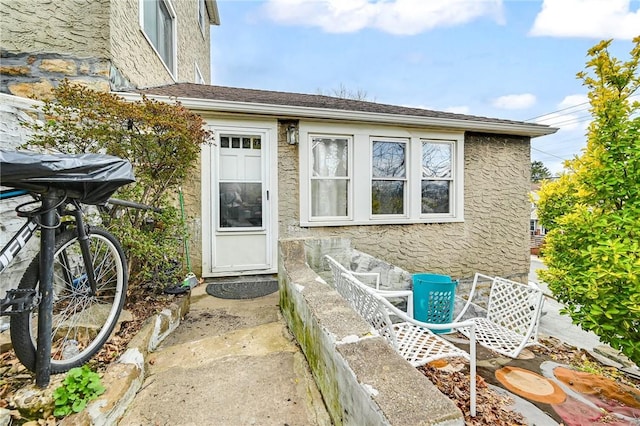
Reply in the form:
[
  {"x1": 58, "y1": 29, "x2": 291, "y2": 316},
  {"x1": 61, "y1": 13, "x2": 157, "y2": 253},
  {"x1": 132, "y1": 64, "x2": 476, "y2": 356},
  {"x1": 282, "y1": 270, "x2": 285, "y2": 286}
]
[{"x1": 202, "y1": 122, "x2": 277, "y2": 277}]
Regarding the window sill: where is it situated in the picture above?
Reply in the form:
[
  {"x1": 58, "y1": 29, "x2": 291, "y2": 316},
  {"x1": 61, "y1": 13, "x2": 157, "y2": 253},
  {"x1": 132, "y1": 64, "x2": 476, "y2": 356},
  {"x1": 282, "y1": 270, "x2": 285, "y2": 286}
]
[{"x1": 300, "y1": 217, "x2": 464, "y2": 227}]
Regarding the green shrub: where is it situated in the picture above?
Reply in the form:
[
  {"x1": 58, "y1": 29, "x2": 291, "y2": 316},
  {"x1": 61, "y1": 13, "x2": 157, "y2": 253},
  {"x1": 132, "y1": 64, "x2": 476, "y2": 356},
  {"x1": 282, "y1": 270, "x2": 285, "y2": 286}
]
[{"x1": 24, "y1": 80, "x2": 211, "y2": 293}]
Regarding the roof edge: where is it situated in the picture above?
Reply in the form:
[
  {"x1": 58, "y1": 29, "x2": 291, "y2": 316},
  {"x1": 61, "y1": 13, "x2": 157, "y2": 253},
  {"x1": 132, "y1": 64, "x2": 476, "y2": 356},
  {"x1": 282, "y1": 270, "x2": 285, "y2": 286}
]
[
  {"x1": 119, "y1": 92, "x2": 558, "y2": 138},
  {"x1": 205, "y1": 0, "x2": 220, "y2": 25}
]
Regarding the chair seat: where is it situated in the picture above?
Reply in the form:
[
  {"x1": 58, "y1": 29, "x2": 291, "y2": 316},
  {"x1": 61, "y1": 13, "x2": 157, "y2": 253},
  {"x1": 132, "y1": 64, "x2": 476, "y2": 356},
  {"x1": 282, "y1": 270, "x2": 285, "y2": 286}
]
[
  {"x1": 394, "y1": 322, "x2": 470, "y2": 367},
  {"x1": 460, "y1": 317, "x2": 537, "y2": 358}
]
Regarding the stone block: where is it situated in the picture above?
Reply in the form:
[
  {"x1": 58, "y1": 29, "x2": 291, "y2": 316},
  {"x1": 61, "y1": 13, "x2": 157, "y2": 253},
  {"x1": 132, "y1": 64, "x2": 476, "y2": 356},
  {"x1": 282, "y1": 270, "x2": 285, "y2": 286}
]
[
  {"x1": 8, "y1": 79, "x2": 54, "y2": 100},
  {"x1": 39, "y1": 59, "x2": 77, "y2": 75},
  {"x1": 0, "y1": 65, "x2": 31, "y2": 76}
]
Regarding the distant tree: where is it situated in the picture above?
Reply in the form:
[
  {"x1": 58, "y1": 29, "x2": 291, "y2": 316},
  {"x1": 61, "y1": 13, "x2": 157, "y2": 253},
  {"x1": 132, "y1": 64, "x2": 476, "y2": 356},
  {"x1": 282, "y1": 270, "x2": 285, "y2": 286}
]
[
  {"x1": 536, "y1": 37, "x2": 640, "y2": 364},
  {"x1": 316, "y1": 83, "x2": 372, "y2": 101},
  {"x1": 531, "y1": 160, "x2": 552, "y2": 182}
]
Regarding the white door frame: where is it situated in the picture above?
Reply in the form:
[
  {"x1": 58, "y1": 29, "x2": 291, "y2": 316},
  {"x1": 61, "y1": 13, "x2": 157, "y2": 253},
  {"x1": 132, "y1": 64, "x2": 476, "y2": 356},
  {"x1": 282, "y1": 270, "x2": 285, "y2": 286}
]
[{"x1": 201, "y1": 118, "x2": 278, "y2": 277}]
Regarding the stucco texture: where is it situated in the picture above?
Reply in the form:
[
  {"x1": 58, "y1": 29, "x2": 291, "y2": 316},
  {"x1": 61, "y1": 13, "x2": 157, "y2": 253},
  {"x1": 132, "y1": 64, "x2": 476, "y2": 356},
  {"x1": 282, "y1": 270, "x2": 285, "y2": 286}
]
[
  {"x1": 0, "y1": 0, "x2": 110, "y2": 57},
  {"x1": 278, "y1": 129, "x2": 532, "y2": 281},
  {"x1": 110, "y1": 0, "x2": 211, "y2": 88}
]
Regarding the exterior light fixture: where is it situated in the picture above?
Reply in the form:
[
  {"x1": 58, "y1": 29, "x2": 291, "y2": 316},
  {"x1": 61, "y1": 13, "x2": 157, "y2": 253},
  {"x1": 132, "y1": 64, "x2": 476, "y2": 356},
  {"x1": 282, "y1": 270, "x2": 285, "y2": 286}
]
[{"x1": 286, "y1": 124, "x2": 298, "y2": 145}]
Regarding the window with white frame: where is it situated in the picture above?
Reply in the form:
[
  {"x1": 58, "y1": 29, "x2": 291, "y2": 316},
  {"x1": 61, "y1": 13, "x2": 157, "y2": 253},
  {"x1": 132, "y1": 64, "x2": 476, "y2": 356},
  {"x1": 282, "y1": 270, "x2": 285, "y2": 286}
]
[
  {"x1": 301, "y1": 125, "x2": 464, "y2": 227},
  {"x1": 309, "y1": 136, "x2": 350, "y2": 219},
  {"x1": 421, "y1": 140, "x2": 453, "y2": 214},
  {"x1": 141, "y1": 0, "x2": 176, "y2": 76},
  {"x1": 371, "y1": 138, "x2": 407, "y2": 216}
]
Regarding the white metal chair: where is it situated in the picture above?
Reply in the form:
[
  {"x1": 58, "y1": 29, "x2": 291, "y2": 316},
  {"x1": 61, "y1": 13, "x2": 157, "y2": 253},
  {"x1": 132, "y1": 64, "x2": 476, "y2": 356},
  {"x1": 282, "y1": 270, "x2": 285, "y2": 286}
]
[
  {"x1": 324, "y1": 255, "x2": 414, "y2": 317},
  {"x1": 454, "y1": 273, "x2": 544, "y2": 359},
  {"x1": 339, "y1": 273, "x2": 477, "y2": 417}
]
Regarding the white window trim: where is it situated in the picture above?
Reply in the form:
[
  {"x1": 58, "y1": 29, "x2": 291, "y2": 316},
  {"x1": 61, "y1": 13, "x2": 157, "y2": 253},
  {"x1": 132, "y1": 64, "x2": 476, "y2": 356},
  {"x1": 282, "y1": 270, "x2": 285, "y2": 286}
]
[
  {"x1": 370, "y1": 136, "x2": 410, "y2": 219},
  {"x1": 306, "y1": 134, "x2": 353, "y2": 223},
  {"x1": 139, "y1": 0, "x2": 178, "y2": 80},
  {"x1": 299, "y1": 121, "x2": 464, "y2": 227},
  {"x1": 194, "y1": 62, "x2": 205, "y2": 84},
  {"x1": 198, "y1": 0, "x2": 207, "y2": 37}
]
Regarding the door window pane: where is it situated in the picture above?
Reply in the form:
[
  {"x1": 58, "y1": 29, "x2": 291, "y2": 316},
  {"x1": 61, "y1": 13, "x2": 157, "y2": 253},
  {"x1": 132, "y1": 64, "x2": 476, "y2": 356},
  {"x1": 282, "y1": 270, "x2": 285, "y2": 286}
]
[
  {"x1": 219, "y1": 182, "x2": 262, "y2": 228},
  {"x1": 310, "y1": 137, "x2": 349, "y2": 218}
]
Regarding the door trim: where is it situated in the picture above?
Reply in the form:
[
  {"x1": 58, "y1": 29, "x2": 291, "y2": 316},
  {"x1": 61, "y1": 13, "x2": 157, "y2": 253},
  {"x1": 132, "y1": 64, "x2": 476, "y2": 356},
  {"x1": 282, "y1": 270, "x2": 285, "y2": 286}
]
[{"x1": 201, "y1": 118, "x2": 278, "y2": 277}]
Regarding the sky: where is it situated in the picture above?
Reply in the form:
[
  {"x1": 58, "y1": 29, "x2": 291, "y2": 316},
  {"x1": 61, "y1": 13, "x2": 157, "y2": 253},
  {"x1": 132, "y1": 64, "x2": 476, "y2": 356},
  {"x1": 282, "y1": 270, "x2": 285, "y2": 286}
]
[{"x1": 209, "y1": 0, "x2": 640, "y2": 175}]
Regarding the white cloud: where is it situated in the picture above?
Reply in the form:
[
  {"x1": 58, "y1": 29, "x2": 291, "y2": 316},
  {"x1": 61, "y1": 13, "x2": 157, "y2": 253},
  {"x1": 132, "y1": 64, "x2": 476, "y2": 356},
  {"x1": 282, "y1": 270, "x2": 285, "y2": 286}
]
[
  {"x1": 533, "y1": 94, "x2": 590, "y2": 131},
  {"x1": 491, "y1": 93, "x2": 537, "y2": 110},
  {"x1": 262, "y1": 0, "x2": 505, "y2": 35},
  {"x1": 530, "y1": 0, "x2": 640, "y2": 39}
]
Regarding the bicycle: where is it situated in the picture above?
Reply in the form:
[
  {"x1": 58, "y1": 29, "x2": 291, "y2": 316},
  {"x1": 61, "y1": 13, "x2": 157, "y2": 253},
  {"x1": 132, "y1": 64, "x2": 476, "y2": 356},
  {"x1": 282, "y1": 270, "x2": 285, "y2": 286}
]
[{"x1": 0, "y1": 150, "x2": 135, "y2": 385}]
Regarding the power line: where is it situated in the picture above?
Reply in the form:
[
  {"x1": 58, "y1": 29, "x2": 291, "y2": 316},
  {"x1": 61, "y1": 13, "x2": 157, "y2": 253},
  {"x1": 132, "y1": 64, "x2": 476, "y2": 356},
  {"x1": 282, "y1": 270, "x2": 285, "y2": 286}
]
[
  {"x1": 526, "y1": 93, "x2": 640, "y2": 123},
  {"x1": 531, "y1": 147, "x2": 573, "y2": 161},
  {"x1": 525, "y1": 101, "x2": 590, "y2": 122}
]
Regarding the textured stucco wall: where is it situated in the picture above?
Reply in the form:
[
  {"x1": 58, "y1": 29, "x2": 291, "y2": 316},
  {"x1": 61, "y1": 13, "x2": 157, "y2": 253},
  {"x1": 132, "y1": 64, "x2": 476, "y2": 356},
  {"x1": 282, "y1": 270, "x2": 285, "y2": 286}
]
[
  {"x1": 175, "y1": 0, "x2": 211, "y2": 84},
  {"x1": 1, "y1": 0, "x2": 211, "y2": 97},
  {"x1": 0, "y1": 0, "x2": 110, "y2": 57},
  {"x1": 110, "y1": 0, "x2": 211, "y2": 88},
  {"x1": 278, "y1": 126, "x2": 532, "y2": 282}
]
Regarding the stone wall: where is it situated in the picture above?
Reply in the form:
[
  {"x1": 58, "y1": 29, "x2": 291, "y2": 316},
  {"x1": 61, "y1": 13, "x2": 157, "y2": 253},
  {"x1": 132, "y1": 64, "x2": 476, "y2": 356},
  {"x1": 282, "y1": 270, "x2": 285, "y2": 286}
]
[
  {"x1": 0, "y1": 95, "x2": 42, "y2": 328},
  {"x1": 279, "y1": 238, "x2": 464, "y2": 426},
  {"x1": 278, "y1": 129, "x2": 531, "y2": 282},
  {"x1": 1, "y1": 0, "x2": 211, "y2": 97}
]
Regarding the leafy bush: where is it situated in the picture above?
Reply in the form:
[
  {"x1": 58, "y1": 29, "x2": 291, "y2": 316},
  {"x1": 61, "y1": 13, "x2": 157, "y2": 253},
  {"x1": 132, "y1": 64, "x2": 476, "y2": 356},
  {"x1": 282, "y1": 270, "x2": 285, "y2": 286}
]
[
  {"x1": 536, "y1": 38, "x2": 640, "y2": 364},
  {"x1": 24, "y1": 80, "x2": 211, "y2": 293},
  {"x1": 53, "y1": 366, "x2": 105, "y2": 417}
]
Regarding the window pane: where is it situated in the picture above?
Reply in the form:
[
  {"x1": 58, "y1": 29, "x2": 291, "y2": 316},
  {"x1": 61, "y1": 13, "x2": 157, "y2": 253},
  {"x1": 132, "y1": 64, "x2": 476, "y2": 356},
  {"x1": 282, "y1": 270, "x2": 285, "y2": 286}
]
[
  {"x1": 312, "y1": 138, "x2": 348, "y2": 177},
  {"x1": 252, "y1": 137, "x2": 261, "y2": 149},
  {"x1": 422, "y1": 142, "x2": 451, "y2": 178},
  {"x1": 372, "y1": 141, "x2": 405, "y2": 178},
  {"x1": 372, "y1": 181, "x2": 404, "y2": 214},
  {"x1": 143, "y1": 0, "x2": 158, "y2": 45},
  {"x1": 421, "y1": 181, "x2": 450, "y2": 213},
  {"x1": 242, "y1": 137, "x2": 251, "y2": 149},
  {"x1": 311, "y1": 180, "x2": 348, "y2": 217},
  {"x1": 219, "y1": 183, "x2": 262, "y2": 228},
  {"x1": 159, "y1": 0, "x2": 173, "y2": 70},
  {"x1": 220, "y1": 136, "x2": 229, "y2": 148}
]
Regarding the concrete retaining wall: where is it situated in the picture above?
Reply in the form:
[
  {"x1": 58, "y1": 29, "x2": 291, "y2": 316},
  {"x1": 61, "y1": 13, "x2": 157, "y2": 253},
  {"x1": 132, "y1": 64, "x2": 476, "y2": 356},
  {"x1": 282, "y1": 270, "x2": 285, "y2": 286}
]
[{"x1": 278, "y1": 238, "x2": 465, "y2": 426}]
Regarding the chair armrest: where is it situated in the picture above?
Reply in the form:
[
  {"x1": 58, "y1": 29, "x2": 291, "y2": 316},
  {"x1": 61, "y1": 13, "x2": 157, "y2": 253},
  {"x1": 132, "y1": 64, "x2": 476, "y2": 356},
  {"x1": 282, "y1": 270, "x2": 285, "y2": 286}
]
[
  {"x1": 375, "y1": 289, "x2": 413, "y2": 317},
  {"x1": 453, "y1": 272, "x2": 495, "y2": 322},
  {"x1": 351, "y1": 271, "x2": 381, "y2": 290}
]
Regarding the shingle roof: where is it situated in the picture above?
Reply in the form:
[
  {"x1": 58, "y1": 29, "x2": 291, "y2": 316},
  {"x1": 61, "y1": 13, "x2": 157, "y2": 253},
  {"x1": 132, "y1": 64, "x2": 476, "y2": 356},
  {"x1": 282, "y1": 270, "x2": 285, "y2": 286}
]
[{"x1": 136, "y1": 83, "x2": 556, "y2": 136}]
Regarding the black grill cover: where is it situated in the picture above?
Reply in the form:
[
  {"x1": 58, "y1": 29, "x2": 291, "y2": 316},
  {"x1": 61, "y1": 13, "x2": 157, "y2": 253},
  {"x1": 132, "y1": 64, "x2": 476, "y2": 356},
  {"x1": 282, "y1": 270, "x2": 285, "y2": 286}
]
[{"x1": 0, "y1": 150, "x2": 135, "y2": 204}]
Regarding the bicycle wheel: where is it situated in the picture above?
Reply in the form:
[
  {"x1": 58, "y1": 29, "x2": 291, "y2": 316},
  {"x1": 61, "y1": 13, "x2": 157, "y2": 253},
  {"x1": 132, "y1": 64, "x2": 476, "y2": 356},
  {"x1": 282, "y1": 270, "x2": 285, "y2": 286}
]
[{"x1": 10, "y1": 227, "x2": 127, "y2": 373}]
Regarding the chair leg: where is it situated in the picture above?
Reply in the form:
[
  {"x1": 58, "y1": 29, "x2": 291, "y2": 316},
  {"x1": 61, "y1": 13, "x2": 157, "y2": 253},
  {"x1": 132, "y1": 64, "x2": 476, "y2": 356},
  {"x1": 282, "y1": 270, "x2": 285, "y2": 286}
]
[{"x1": 469, "y1": 330, "x2": 476, "y2": 417}]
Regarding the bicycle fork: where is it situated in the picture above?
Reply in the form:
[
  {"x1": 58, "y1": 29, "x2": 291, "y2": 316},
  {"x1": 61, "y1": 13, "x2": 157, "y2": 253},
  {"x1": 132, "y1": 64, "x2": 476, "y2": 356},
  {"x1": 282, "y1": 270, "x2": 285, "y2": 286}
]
[{"x1": 64, "y1": 204, "x2": 98, "y2": 296}]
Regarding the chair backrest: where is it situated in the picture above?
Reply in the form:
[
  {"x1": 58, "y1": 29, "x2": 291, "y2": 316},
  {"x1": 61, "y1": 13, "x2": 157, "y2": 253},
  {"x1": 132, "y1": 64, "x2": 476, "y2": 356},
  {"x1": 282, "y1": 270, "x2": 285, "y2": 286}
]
[
  {"x1": 487, "y1": 277, "x2": 544, "y2": 339},
  {"x1": 324, "y1": 255, "x2": 350, "y2": 291},
  {"x1": 340, "y1": 273, "x2": 399, "y2": 349}
]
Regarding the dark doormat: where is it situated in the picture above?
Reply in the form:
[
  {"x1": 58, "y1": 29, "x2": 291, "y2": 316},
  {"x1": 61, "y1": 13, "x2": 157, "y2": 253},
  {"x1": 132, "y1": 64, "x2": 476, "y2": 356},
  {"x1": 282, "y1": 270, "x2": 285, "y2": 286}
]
[{"x1": 206, "y1": 278, "x2": 278, "y2": 300}]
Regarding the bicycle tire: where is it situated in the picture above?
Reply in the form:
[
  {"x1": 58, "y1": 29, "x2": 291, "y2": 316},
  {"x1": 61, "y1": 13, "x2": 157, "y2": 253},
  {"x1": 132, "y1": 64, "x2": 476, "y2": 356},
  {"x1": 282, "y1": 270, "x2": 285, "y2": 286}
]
[{"x1": 10, "y1": 227, "x2": 127, "y2": 373}]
